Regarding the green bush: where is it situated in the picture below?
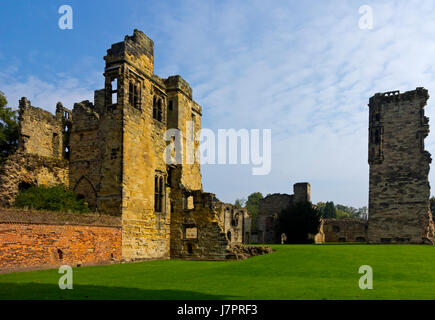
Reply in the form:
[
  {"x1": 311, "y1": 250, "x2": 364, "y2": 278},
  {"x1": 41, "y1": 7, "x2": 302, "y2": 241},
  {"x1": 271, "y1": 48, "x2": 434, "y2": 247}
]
[{"x1": 14, "y1": 185, "x2": 90, "y2": 213}]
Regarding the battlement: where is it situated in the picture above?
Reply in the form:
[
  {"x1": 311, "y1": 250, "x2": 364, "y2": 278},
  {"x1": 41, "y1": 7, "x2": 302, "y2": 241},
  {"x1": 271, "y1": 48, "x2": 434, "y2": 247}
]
[{"x1": 369, "y1": 87, "x2": 429, "y2": 107}]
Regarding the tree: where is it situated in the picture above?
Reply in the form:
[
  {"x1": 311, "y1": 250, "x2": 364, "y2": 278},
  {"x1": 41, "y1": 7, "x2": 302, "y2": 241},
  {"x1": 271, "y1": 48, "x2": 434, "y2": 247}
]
[
  {"x1": 322, "y1": 201, "x2": 337, "y2": 219},
  {"x1": 234, "y1": 198, "x2": 246, "y2": 208},
  {"x1": 336, "y1": 209, "x2": 351, "y2": 219},
  {"x1": 0, "y1": 92, "x2": 19, "y2": 162},
  {"x1": 245, "y1": 192, "x2": 263, "y2": 230},
  {"x1": 278, "y1": 201, "x2": 321, "y2": 244}
]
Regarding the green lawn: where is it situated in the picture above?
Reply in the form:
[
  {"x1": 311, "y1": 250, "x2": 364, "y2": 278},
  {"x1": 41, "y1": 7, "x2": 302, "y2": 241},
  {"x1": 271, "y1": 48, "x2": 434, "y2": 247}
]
[{"x1": 0, "y1": 244, "x2": 434, "y2": 300}]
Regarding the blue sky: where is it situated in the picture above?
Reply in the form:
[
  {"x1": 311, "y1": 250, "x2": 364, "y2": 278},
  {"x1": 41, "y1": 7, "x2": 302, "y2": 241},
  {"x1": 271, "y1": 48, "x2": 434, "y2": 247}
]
[{"x1": 2, "y1": 0, "x2": 435, "y2": 207}]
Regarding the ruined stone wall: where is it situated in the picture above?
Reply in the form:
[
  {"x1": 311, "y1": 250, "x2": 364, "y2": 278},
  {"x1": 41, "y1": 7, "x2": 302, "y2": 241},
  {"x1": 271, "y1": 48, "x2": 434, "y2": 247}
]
[
  {"x1": 257, "y1": 194, "x2": 292, "y2": 244},
  {"x1": 69, "y1": 101, "x2": 101, "y2": 211},
  {"x1": 170, "y1": 189, "x2": 230, "y2": 260},
  {"x1": 165, "y1": 75, "x2": 202, "y2": 191},
  {"x1": 0, "y1": 208, "x2": 121, "y2": 273},
  {"x1": 319, "y1": 218, "x2": 367, "y2": 243},
  {"x1": 367, "y1": 88, "x2": 435, "y2": 244},
  {"x1": 18, "y1": 98, "x2": 70, "y2": 159},
  {"x1": 217, "y1": 203, "x2": 250, "y2": 244},
  {"x1": 0, "y1": 152, "x2": 69, "y2": 207}
]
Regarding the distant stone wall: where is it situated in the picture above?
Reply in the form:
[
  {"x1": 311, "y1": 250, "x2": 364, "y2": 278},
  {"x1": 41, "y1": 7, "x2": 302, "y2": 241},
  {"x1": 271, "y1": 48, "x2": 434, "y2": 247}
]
[
  {"x1": 256, "y1": 183, "x2": 311, "y2": 244},
  {"x1": 0, "y1": 209, "x2": 121, "y2": 272},
  {"x1": 317, "y1": 218, "x2": 368, "y2": 243},
  {"x1": 257, "y1": 194, "x2": 291, "y2": 244}
]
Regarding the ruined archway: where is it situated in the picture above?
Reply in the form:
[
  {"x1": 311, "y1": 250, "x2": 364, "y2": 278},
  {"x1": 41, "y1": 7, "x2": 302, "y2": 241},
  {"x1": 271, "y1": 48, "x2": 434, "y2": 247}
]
[{"x1": 73, "y1": 176, "x2": 97, "y2": 211}]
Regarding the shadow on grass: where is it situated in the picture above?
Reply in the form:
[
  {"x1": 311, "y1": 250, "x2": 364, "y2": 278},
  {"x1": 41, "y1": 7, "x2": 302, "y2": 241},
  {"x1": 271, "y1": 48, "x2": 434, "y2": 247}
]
[{"x1": 0, "y1": 282, "x2": 236, "y2": 300}]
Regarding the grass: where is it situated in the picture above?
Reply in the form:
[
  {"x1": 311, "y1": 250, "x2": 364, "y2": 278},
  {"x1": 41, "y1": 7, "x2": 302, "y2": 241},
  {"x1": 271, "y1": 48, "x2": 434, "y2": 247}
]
[{"x1": 0, "y1": 244, "x2": 434, "y2": 300}]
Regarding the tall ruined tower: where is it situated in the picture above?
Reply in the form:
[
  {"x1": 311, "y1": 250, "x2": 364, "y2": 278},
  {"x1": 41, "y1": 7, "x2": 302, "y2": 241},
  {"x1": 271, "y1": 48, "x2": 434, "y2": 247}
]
[
  {"x1": 98, "y1": 30, "x2": 204, "y2": 260},
  {"x1": 367, "y1": 88, "x2": 435, "y2": 244}
]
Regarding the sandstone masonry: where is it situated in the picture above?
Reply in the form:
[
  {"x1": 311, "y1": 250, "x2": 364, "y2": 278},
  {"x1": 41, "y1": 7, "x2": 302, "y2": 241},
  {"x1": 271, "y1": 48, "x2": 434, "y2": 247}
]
[{"x1": 367, "y1": 88, "x2": 435, "y2": 244}]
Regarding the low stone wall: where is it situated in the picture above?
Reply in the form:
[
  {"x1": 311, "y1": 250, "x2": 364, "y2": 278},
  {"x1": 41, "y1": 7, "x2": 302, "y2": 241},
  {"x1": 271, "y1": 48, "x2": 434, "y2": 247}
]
[{"x1": 0, "y1": 208, "x2": 121, "y2": 273}]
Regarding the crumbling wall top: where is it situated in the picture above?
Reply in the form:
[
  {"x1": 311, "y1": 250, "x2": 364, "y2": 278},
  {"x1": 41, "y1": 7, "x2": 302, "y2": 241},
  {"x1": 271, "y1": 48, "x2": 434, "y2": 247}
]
[
  {"x1": 105, "y1": 29, "x2": 154, "y2": 62},
  {"x1": 369, "y1": 87, "x2": 429, "y2": 107},
  {"x1": 165, "y1": 75, "x2": 193, "y2": 99}
]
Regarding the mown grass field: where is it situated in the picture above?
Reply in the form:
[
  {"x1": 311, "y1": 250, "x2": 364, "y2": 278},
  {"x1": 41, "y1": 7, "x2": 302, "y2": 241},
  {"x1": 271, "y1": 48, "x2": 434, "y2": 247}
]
[{"x1": 0, "y1": 244, "x2": 434, "y2": 300}]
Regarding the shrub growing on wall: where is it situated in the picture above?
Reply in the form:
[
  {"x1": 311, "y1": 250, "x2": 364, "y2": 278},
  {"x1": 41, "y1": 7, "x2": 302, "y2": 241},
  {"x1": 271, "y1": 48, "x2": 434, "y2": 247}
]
[{"x1": 14, "y1": 185, "x2": 90, "y2": 213}]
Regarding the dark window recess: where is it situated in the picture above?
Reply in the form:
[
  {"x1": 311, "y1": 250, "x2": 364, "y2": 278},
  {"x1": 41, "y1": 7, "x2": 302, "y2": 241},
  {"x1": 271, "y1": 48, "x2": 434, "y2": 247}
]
[
  {"x1": 129, "y1": 81, "x2": 134, "y2": 105},
  {"x1": 155, "y1": 175, "x2": 164, "y2": 212},
  {"x1": 168, "y1": 100, "x2": 173, "y2": 111},
  {"x1": 57, "y1": 249, "x2": 63, "y2": 260},
  {"x1": 153, "y1": 96, "x2": 157, "y2": 119},
  {"x1": 375, "y1": 130, "x2": 380, "y2": 144},
  {"x1": 381, "y1": 238, "x2": 392, "y2": 243},
  {"x1": 356, "y1": 237, "x2": 365, "y2": 242},
  {"x1": 134, "y1": 83, "x2": 139, "y2": 108},
  {"x1": 227, "y1": 231, "x2": 232, "y2": 241},
  {"x1": 375, "y1": 113, "x2": 380, "y2": 121},
  {"x1": 338, "y1": 237, "x2": 346, "y2": 242},
  {"x1": 110, "y1": 148, "x2": 119, "y2": 160},
  {"x1": 153, "y1": 96, "x2": 163, "y2": 121},
  {"x1": 157, "y1": 99, "x2": 163, "y2": 121},
  {"x1": 167, "y1": 167, "x2": 173, "y2": 187},
  {"x1": 187, "y1": 243, "x2": 193, "y2": 254},
  {"x1": 64, "y1": 147, "x2": 70, "y2": 160},
  {"x1": 332, "y1": 226, "x2": 340, "y2": 233}
]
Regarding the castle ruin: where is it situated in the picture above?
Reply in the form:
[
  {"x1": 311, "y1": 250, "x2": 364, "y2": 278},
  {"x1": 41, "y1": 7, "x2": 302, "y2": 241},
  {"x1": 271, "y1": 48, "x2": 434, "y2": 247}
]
[
  {"x1": 0, "y1": 30, "x2": 263, "y2": 267},
  {"x1": 367, "y1": 88, "x2": 435, "y2": 244}
]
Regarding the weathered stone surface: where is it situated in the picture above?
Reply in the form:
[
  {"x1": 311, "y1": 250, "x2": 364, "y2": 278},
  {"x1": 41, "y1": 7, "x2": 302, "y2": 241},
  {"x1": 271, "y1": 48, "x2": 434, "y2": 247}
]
[
  {"x1": 367, "y1": 88, "x2": 435, "y2": 244},
  {"x1": 0, "y1": 152, "x2": 69, "y2": 207}
]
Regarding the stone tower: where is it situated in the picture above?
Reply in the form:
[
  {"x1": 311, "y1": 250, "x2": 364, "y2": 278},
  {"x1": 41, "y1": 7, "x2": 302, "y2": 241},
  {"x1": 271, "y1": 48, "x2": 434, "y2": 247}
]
[
  {"x1": 367, "y1": 88, "x2": 435, "y2": 244},
  {"x1": 293, "y1": 182, "x2": 311, "y2": 203}
]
